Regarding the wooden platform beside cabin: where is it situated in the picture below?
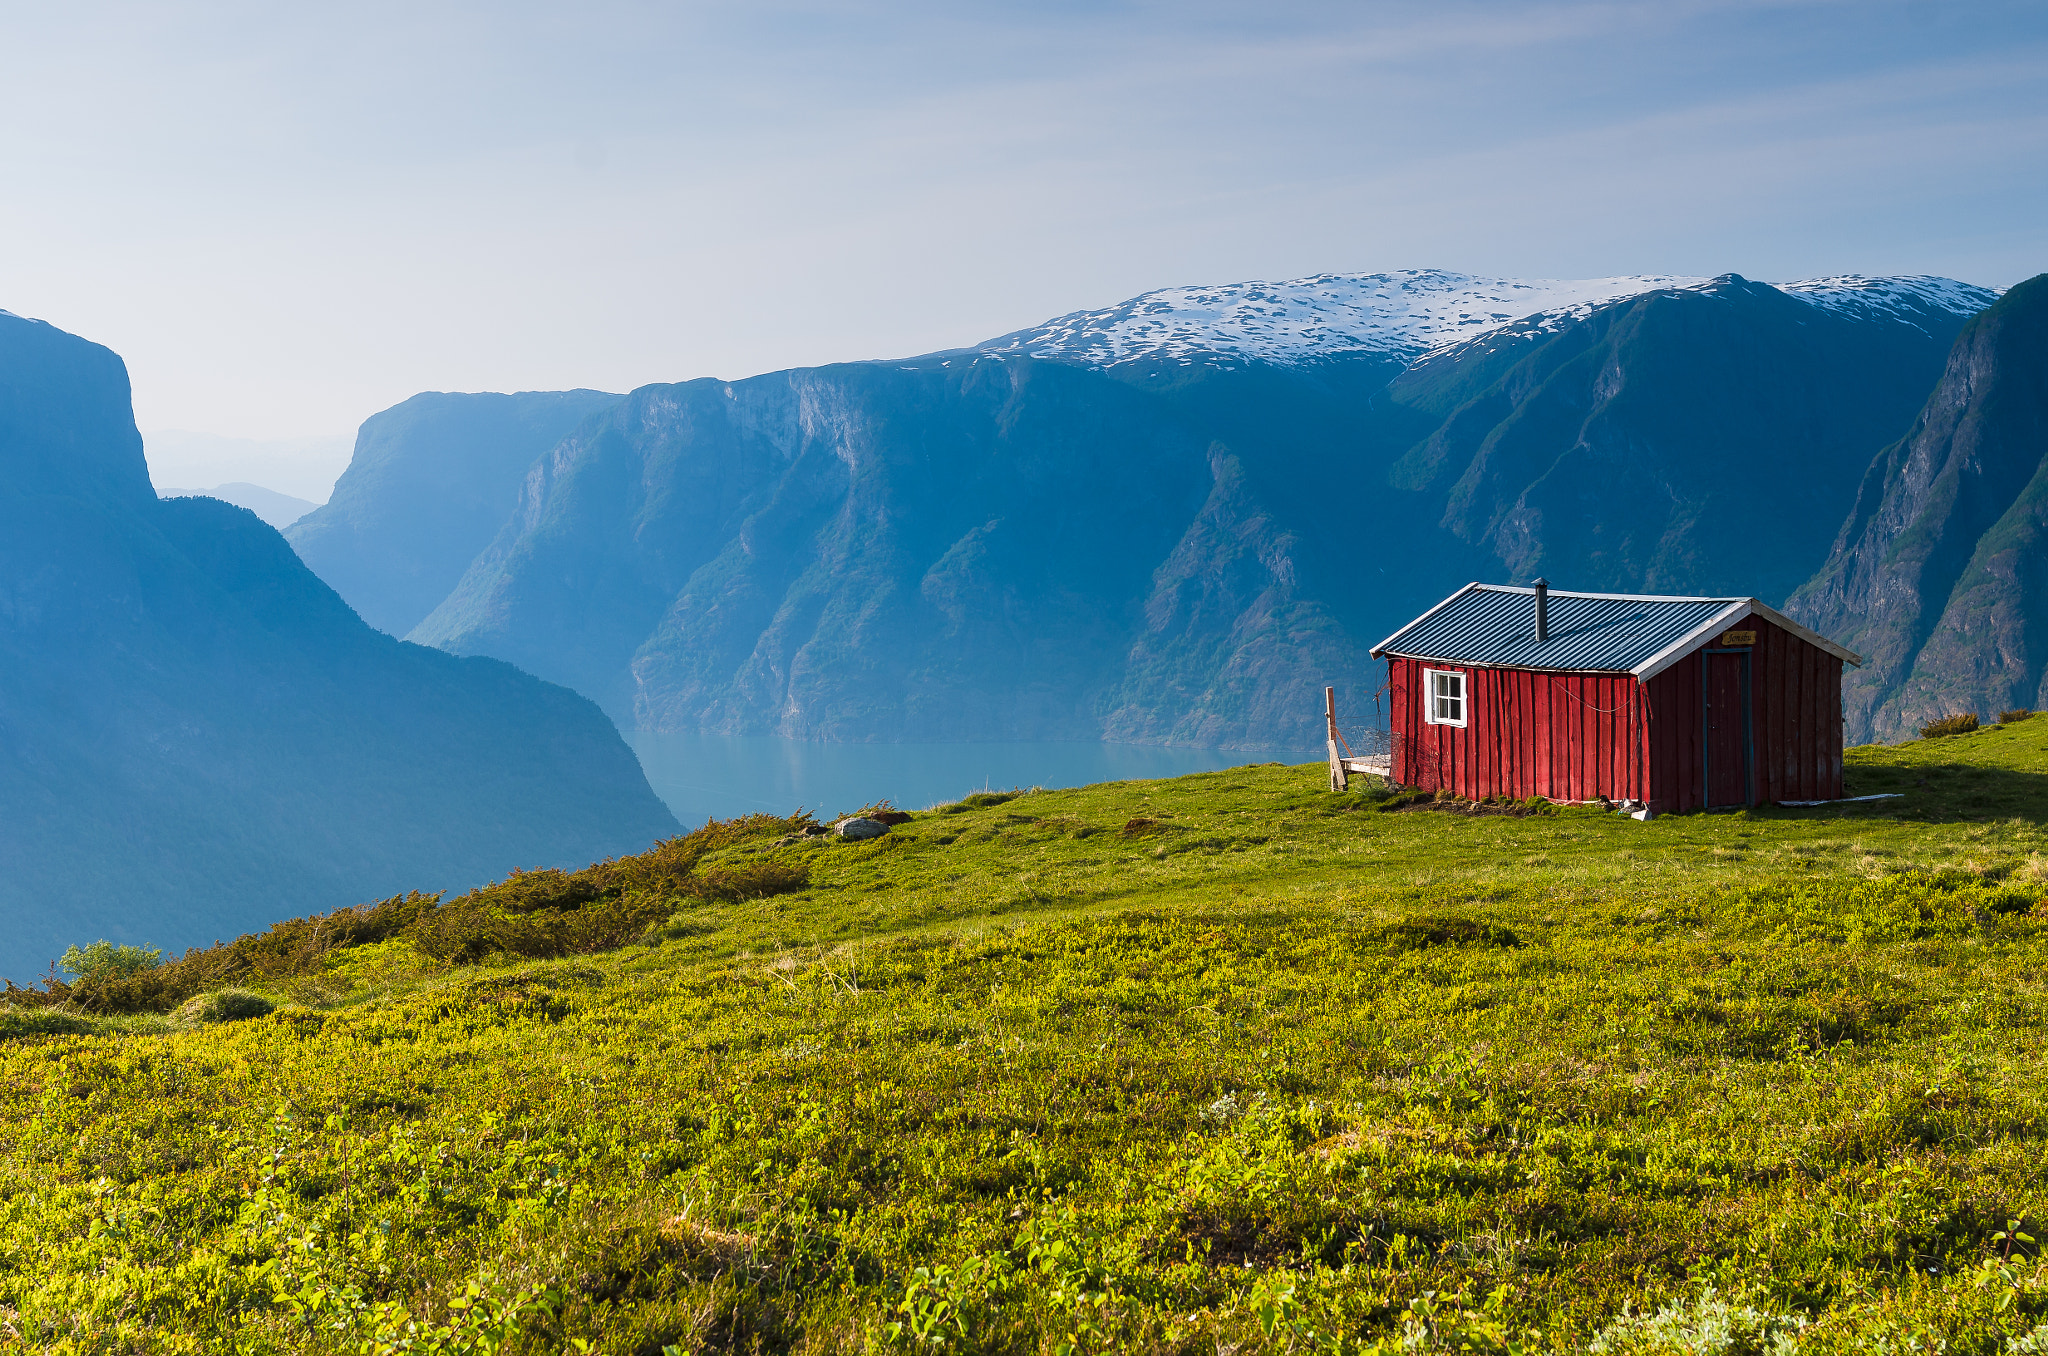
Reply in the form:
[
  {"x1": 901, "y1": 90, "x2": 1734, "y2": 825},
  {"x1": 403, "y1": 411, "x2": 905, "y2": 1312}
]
[{"x1": 1327, "y1": 744, "x2": 1390, "y2": 791}]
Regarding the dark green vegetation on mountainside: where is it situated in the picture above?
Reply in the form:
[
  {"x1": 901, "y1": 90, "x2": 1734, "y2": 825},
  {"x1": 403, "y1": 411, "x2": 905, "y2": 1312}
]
[
  {"x1": 1792, "y1": 275, "x2": 2048, "y2": 744},
  {"x1": 0, "y1": 314, "x2": 676, "y2": 979},
  {"x1": 286, "y1": 389, "x2": 622, "y2": 636},
  {"x1": 1365, "y1": 277, "x2": 1971, "y2": 608},
  {"x1": 375, "y1": 278, "x2": 1977, "y2": 751},
  {"x1": 11, "y1": 724, "x2": 2048, "y2": 1351}
]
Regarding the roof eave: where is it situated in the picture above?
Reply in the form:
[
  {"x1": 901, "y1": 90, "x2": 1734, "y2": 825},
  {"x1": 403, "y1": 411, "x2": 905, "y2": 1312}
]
[
  {"x1": 1368, "y1": 581, "x2": 1483, "y2": 658},
  {"x1": 1378, "y1": 649, "x2": 1635, "y2": 675},
  {"x1": 1630, "y1": 599, "x2": 1863, "y2": 682}
]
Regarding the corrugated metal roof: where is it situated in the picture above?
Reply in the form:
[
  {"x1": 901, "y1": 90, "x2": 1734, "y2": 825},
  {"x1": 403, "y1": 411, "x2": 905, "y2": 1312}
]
[{"x1": 1372, "y1": 584, "x2": 1746, "y2": 673}]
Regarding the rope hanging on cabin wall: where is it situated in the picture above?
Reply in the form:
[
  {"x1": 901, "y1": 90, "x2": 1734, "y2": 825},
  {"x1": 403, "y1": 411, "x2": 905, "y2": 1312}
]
[{"x1": 1559, "y1": 684, "x2": 1628, "y2": 715}]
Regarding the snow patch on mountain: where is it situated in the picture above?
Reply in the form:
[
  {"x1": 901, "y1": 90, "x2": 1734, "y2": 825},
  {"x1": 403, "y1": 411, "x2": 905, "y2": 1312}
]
[
  {"x1": 1776, "y1": 274, "x2": 2003, "y2": 327},
  {"x1": 977, "y1": 269, "x2": 1998, "y2": 371}
]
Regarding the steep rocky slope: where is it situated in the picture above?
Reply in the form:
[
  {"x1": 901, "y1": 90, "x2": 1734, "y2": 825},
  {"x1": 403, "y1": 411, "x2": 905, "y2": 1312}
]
[
  {"x1": 286, "y1": 389, "x2": 620, "y2": 635},
  {"x1": 397, "y1": 276, "x2": 1981, "y2": 749},
  {"x1": 1790, "y1": 274, "x2": 2048, "y2": 741},
  {"x1": 1359, "y1": 275, "x2": 1984, "y2": 606},
  {"x1": 397, "y1": 274, "x2": 1985, "y2": 751},
  {"x1": 409, "y1": 356, "x2": 1379, "y2": 746},
  {"x1": 0, "y1": 311, "x2": 675, "y2": 977}
]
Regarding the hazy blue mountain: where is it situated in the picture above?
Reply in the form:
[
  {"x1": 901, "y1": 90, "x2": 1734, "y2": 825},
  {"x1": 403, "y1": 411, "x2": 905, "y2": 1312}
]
[
  {"x1": 1790, "y1": 274, "x2": 2048, "y2": 741},
  {"x1": 285, "y1": 389, "x2": 620, "y2": 635},
  {"x1": 0, "y1": 311, "x2": 676, "y2": 979},
  {"x1": 159, "y1": 481, "x2": 320, "y2": 528},
  {"x1": 391, "y1": 271, "x2": 1991, "y2": 753},
  {"x1": 409, "y1": 357, "x2": 1380, "y2": 747},
  {"x1": 143, "y1": 428, "x2": 352, "y2": 503}
]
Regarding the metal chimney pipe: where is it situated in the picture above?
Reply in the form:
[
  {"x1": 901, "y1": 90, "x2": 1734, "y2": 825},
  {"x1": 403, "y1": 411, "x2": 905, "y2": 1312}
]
[{"x1": 1533, "y1": 577, "x2": 1550, "y2": 643}]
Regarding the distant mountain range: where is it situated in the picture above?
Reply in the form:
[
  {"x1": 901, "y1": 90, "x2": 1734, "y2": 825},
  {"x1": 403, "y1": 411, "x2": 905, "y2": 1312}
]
[
  {"x1": 280, "y1": 269, "x2": 2002, "y2": 749},
  {"x1": 0, "y1": 310, "x2": 677, "y2": 978},
  {"x1": 158, "y1": 481, "x2": 320, "y2": 529},
  {"x1": 15, "y1": 266, "x2": 2026, "y2": 971},
  {"x1": 143, "y1": 428, "x2": 353, "y2": 503},
  {"x1": 978, "y1": 270, "x2": 1994, "y2": 372}
]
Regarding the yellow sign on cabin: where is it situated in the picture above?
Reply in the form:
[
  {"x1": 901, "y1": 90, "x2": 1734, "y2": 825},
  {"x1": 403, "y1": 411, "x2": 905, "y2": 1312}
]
[{"x1": 1721, "y1": 630, "x2": 1757, "y2": 647}]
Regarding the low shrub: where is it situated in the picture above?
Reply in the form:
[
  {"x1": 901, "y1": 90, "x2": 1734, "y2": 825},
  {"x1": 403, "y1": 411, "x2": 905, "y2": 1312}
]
[
  {"x1": 1590, "y1": 1288, "x2": 1808, "y2": 1354},
  {"x1": 1724, "y1": 868, "x2": 2036, "y2": 944},
  {"x1": 0, "y1": 1008, "x2": 96, "y2": 1040},
  {"x1": 25, "y1": 812, "x2": 825, "y2": 1008},
  {"x1": 688, "y1": 862, "x2": 811, "y2": 903},
  {"x1": 410, "y1": 813, "x2": 815, "y2": 963},
  {"x1": 409, "y1": 890, "x2": 672, "y2": 964},
  {"x1": 939, "y1": 792, "x2": 1018, "y2": 814},
  {"x1": 170, "y1": 988, "x2": 275, "y2": 1027},
  {"x1": 1920, "y1": 712, "x2": 1980, "y2": 738},
  {"x1": 58, "y1": 891, "x2": 438, "y2": 1015},
  {"x1": 58, "y1": 940, "x2": 162, "y2": 986},
  {"x1": 1373, "y1": 916, "x2": 1521, "y2": 951},
  {"x1": 851, "y1": 800, "x2": 914, "y2": 825},
  {"x1": 2003, "y1": 708, "x2": 2035, "y2": 724}
]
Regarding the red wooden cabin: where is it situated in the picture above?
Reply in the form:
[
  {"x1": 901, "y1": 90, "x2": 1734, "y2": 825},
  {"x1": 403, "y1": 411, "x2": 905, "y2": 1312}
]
[{"x1": 1369, "y1": 580, "x2": 1862, "y2": 813}]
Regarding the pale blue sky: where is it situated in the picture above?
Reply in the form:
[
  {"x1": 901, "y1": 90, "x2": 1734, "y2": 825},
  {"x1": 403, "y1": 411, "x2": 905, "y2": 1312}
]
[{"x1": 0, "y1": 0, "x2": 2042, "y2": 461}]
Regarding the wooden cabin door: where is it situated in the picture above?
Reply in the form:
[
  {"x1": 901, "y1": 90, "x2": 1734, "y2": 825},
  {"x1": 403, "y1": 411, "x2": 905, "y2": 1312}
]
[{"x1": 1702, "y1": 649, "x2": 1753, "y2": 807}]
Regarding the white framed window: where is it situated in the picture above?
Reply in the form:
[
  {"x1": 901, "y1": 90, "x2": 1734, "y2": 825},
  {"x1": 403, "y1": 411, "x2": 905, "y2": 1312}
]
[{"x1": 1423, "y1": 668, "x2": 1467, "y2": 727}]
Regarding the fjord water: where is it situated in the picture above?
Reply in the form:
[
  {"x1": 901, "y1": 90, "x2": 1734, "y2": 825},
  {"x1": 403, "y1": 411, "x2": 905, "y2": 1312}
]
[{"x1": 626, "y1": 731, "x2": 1315, "y2": 827}]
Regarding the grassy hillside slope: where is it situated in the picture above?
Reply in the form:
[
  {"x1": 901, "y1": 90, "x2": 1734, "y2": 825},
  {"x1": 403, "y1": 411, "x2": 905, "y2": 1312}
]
[{"x1": 8, "y1": 725, "x2": 2048, "y2": 1352}]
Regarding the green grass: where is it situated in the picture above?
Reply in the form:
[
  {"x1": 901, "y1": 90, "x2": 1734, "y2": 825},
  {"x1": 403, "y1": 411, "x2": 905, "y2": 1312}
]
[{"x1": 8, "y1": 728, "x2": 2048, "y2": 1353}]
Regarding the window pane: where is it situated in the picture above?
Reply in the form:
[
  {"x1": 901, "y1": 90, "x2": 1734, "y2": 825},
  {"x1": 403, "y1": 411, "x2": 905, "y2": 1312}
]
[{"x1": 1427, "y1": 671, "x2": 1464, "y2": 724}]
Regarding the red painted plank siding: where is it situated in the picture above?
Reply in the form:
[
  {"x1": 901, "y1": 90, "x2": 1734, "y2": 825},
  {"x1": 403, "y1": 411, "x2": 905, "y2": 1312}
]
[
  {"x1": 1388, "y1": 610, "x2": 1845, "y2": 810},
  {"x1": 1390, "y1": 659, "x2": 1651, "y2": 803}
]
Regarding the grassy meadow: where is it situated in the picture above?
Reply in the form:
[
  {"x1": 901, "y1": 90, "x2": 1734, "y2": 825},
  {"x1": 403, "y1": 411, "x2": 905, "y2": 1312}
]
[{"x1": 7, "y1": 720, "x2": 2048, "y2": 1353}]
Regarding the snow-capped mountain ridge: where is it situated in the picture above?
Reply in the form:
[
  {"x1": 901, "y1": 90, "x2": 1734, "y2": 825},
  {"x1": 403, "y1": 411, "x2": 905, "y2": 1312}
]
[{"x1": 977, "y1": 269, "x2": 2000, "y2": 371}]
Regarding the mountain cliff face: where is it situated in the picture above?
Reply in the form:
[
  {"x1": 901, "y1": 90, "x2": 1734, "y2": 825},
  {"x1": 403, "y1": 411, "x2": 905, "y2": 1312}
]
[
  {"x1": 1789, "y1": 275, "x2": 2048, "y2": 741},
  {"x1": 391, "y1": 274, "x2": 1988, "y2": 752},
  {"x1": 408, "y1": 357, "x2": 1379, "y2": 745},
  {"x1": 0, "y1": 312, "x2": 675, "y2": 978},
  {"x1": 1360, "y1": 275, "x2": 1983, "y2": 607},
  {"x1": 286, "y1": 389, "x2": 620, "y2": 635}
]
